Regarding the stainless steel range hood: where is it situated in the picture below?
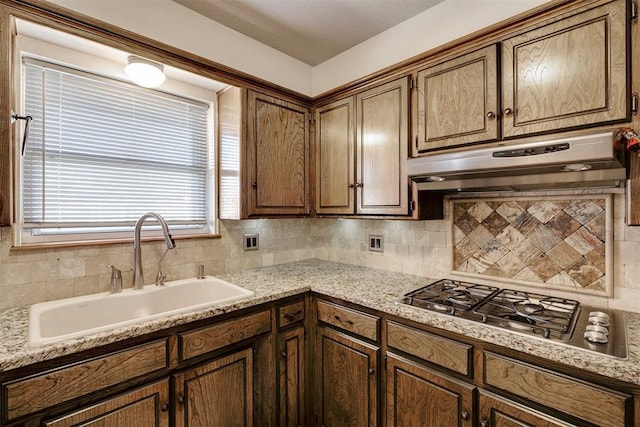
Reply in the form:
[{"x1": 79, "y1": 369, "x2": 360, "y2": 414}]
[{"x1": 407, "y1": 132, "x2": 627, "y2": 192}]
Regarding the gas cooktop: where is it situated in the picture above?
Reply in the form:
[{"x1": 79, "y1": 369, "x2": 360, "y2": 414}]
[{"x1": 398, "y1": 279, "x2": 626, "y2": 358}]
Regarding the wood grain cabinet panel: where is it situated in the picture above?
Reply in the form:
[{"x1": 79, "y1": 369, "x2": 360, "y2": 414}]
[
  {"x1": 483, "y1": 351, "x2": 631, "y2": 427},
  {"x1": 4, "y1": 339, "x2": 168, "y2": 421},
  {"x1": 179, "y1": 310, "x2": 271, "y2": 360},
  {"x1": 315, "y1": 97, "x2": 355, "y2": 215},
  {"x1": 386, "y1": 354, "x2": 474, "y2": 427},
  {"x1": 478, "y1": 390, "x2": 574, "y2": 427},
  {"x1": 387, "y1": 320, "x2": 472, "y2": 376},
  {"x1": 316, "y1": 326, "x2": 378, "y2": 427},
  {"x1": 174, "y1": 348, "x2": 254, "y2": 427},
  {"x1": 44, "y1": 379, "x2": 170, "y2": 427},
  {"x1": 278, "y1": 326, "x2": 305, "y2": 427},
  {"x1": 416, "y1": 44, "x2": 499, "y2": 152},
  {"x1": 317, "y1": 299, "x2": 379, "y2": 341},
  {"x1": 247, "y1": 90, "x2": 309, "y2": 216},
  {"x1": 501, "y1": 0, "x2": 628, "y2": 137},
  {"x1": 277, "y1": 299, "x2": 305, "y2": 329},
  {"x1": 356, "y1": 77, "x2": 409, "y2": 215}
]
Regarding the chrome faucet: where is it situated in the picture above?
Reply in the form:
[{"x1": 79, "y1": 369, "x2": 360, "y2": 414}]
[{"x1": 133, "y1": 212, "x2": 176, "y2": 290}]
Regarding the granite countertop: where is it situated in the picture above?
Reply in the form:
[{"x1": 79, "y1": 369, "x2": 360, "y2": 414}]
[{"x1": 1, "y1": 259, "x2": 639, "y2": 386}]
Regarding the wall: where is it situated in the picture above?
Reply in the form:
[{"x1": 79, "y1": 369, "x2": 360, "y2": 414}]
[
  {"x1": 3, "y1": 192, "x2": 638, "y2": 313},
  {"x1": 44, "y1": 0, "x2": 553, "y2": 97}
]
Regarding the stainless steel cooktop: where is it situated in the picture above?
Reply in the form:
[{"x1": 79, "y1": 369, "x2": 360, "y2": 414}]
[{"x1": 398, "y1": 279, "x2": 626, "y2": 359}]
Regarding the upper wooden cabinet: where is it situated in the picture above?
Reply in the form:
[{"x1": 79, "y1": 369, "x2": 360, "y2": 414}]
[
  {"x1": 247, "y1": 90, "x2": 310, "y2": 216},
  {"x1": 502, "y1": 0, "x2": 629, "y2": 138},
  {"x1": 315, "y1": 77, "x2": 410, "y2": 216},
  {"x1": 416, "y1": 44, "x2": 499, "y2": 152},
  {"x1": 315, "y1": 97, "x2": 355, "y2": 215},
  {"x1": 413, "y1": 0, "x2": 630, "y2": 154}
]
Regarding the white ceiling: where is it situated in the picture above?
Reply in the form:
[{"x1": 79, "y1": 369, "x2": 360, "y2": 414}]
[{"x1": 172, "y1": 0, "x2": 445, "y2": 66}]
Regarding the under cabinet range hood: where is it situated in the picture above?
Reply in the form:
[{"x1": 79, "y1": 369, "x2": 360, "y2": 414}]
[{"x1": 407, "y1": 132, "x2": 627, "y2": 192}]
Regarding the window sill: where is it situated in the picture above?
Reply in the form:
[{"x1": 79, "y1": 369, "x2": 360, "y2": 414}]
[{"x1": 11, "y1": 233, "x2": 222, "y2": 252}]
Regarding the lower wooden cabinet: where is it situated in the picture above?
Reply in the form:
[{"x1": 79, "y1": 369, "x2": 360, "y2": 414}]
[
  {"x1": 478, "y1": 390, "x2": 574, "y2": 427},
  {"x1": 316, "y1": 326, "x2": 379, "y2": 427},
  {"x1": 278, "y1": 326, "x2": 305, "y2": 427},
  {"x1": 173, "y1": 348, "x2": 254, "y2": 427},
  {"x1": 44, "y1": 380, "x2": 170, "y2": 427},
  {"x1": 386, "y1": 354, "x2": 474, "y2": 427}
]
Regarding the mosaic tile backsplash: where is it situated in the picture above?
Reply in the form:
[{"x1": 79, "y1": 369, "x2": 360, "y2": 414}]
[{"x1": 452, "y1": 196, "x2": 611, "y2": 295}]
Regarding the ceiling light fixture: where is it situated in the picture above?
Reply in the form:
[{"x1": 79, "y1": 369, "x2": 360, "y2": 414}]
[{"x1": 125, "y1": 56, "x2": 166, "y2": 88}]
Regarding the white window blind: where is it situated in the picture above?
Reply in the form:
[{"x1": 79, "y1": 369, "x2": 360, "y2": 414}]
[{"x1": 21, "y1": 58, "x2": 212, "y2": 239}]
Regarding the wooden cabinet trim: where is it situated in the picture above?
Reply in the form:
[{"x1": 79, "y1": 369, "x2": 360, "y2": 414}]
[
  {"x1": 4, "y1": 339, "x2": 168, "y2": 421},
  {"x1": 179, "y1": 309, "x2": 271, "y2": 361},
  {"x1": 317, "y1": 299, "x2": 379, "y2": 341},
  {"x1": 277, "y1": 299, "x2": 305, "y2": 329},
  {"x1": 43, "y1": 379, "x2": 170, "y2": 427},
  {"x1": 483, "y1": 351, "x2": 631, "y2": 427},
  {"x1": 387, "y1": 320, "x2": 472, "y2": 376}
]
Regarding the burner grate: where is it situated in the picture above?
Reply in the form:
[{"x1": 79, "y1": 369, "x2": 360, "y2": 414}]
[{"x1": 472, "y1": 289, "x2": 580, "y2": 339}]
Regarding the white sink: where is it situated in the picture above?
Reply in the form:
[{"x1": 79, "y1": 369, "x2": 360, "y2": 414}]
[{"x1": 28, "y1": 277, "x2": 254, "y2": 346}]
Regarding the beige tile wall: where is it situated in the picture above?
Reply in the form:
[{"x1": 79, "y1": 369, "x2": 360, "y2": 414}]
[{"x1": 1, "y1": 193, "x2": 639, "y2": 313}]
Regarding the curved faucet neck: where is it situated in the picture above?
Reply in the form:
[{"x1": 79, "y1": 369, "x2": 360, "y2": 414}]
[{"x1": 133, "y1": 212, "x2": 175, "y2": 289}]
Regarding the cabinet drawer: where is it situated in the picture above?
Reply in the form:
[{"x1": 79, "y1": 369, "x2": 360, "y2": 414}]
[
  {"x1": 483, "y1": 352, "x2": 631, "y2": 427},
  {"x1": 278, "y1": 300, "x2": 305, "y2": 329},
  {"x1": 387, "y1": 321, "x2": 471, "y2": 376},
  {"x1": 317, "y1": 300, "x2": 378, "y2": 341},
  {"x1": 180, "y1": 310, "x2": 271, "y2": 360},
  {"x1": 4, "y1": 339, "x2": 168, "y2": 421}
]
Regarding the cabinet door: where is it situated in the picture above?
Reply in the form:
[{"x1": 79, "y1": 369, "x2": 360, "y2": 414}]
[
  {"x1": 247, "y1": 90, "x2": 309, "y2": 216},
  {"x1": 278, "y1": 326, "x2": 305, "y2": 427},
  {"x1": 316, "y1": 326, "x2": 378, "y2": 427},
  {"x1": 478, "y1": 390, "x2": 574, "y2": 427},
  {"x1": 386, "y1": 354, "x2": 474, "y2": 427},
  {"x1": 416, "y1": 45, "x2": 499, "y2": 152},
  {"x1": 356, "y1": 77, "x2": 409, "y2": 215},
  {"x1": 315, "y1": 97, "x2": 355, "y2": 214},
  {"x1": 44, "y1": 380, "x2": 170, "y2": 427},
  {"x1": 174, "y1": 348, "x2": 253, "y2": 427},
  {"x1": 502, "y1": 0, "x2": 628, "y2": 138}
]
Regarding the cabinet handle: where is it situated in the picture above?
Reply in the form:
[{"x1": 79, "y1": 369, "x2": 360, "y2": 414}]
[
  {"x1": 368, "y1": 368, "x2": 375, "y2": 375},
  {"x1": 177, "y1": 395, "x2": 185, "y2": 404},
  {"x1": 160, "y1": 403, "x2": 169, "y2": 412},
  {"x1": 281, "y1": 351, "x2": 287, "y2": 358},
  {"x1": 354, "y1": 183, "x2": 363, "y2": 188},
  {"x1": 486, "y1": 111, "x2": 496, "y2": 119},
  {"x1": 348, "y1": 183, "x2": 355, "y2": 188},
  {"x1": 461, "y1": 411, "x2": 469, "y2": 421},
  {"x1": 284, "y1": 310, "x2": 302, "y2": 320},
  {"x1": 480, "y1": 421, "x2": 488, "y2": 427},
  {"x1": 251, "y1": 182, "x2": 257, "y2": 188},
  {"x1": 503, "y1": 108, "x2": 513, "y2": 116},
  {"x1": 334, "y1": 315, "x2": 354, "y2": 325}
]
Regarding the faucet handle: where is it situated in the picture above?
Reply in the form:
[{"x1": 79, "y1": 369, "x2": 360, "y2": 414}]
[
  {"x1": 108, "y1": 265, "x2": 122, "y2": 294},
  {"x1": 156, "y1": 271, "x2": 167, "y2": 286}
]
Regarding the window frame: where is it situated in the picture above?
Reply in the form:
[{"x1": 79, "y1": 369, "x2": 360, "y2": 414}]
[{"x1": 14, "y1": 51, "x2": 220, "y2": 247}]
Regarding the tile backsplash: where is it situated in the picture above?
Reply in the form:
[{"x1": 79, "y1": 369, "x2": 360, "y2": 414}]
[
  {"x1": 1, "y1": 192, "x2": 639, "y2": 313},
  {"x1": 451, "y1": 195, "x2": 611, "y2": 296}
]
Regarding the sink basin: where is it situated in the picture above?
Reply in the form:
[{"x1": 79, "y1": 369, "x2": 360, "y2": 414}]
[{"x1": 28, "y1": 277, "x2": 254, "y2": 346}]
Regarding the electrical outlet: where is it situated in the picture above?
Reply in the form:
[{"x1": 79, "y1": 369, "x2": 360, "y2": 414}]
[
  {"x1": 243, "y1": 233, "x2": 259, "y2": 251},
  {"x1": 369, "y1": 235, "x2": 383, "y2": 252}
]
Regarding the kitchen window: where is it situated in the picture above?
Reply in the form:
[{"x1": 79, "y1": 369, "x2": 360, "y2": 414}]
[{"x1": 16, "y1": 58, "x2": 216, "y2": 245}]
